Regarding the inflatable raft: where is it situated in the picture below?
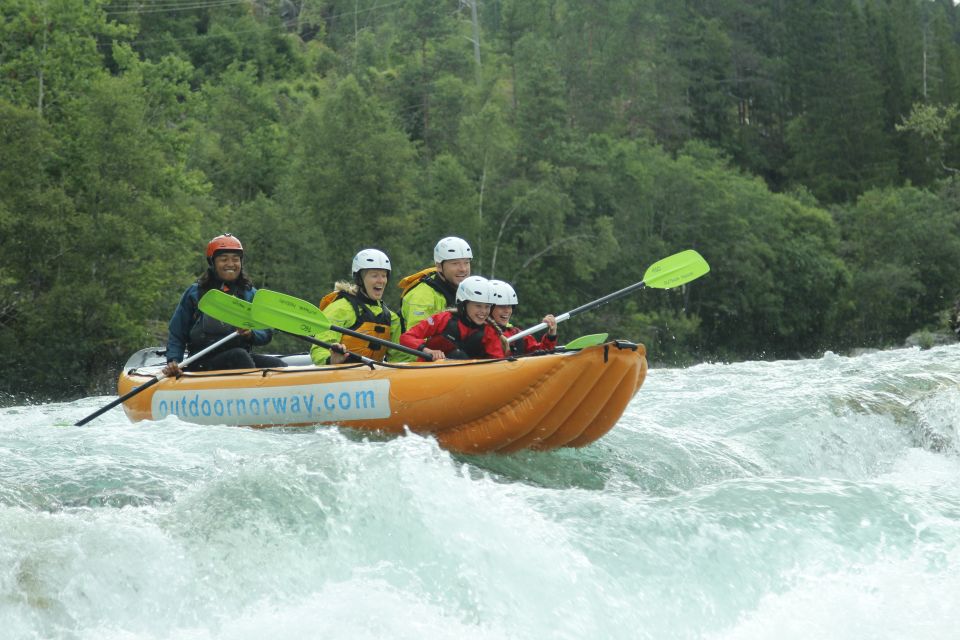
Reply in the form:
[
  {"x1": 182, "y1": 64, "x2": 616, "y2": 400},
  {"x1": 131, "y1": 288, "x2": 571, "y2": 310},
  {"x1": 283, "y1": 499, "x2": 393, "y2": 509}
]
[{"x1": 117, "y1": 341, "x2": 647, "y2": 453}]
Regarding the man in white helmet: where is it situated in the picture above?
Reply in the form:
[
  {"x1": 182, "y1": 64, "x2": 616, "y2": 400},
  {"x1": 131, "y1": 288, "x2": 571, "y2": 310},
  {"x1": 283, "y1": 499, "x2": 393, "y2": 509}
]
[
  {"x1": 310, "y1": 248, "x2": 404, "y2": 365},
  {"x1": 394, "y1": 237, "x2": 473, "y2": 356},
  {"x1": 399, "y1": 275, "x2": 506, "y2": 361}
]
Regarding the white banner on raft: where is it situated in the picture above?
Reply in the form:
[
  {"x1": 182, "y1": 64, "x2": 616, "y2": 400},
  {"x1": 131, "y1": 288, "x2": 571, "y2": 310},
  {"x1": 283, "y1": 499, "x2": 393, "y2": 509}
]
[{"x1": 151, "y1": 380, "x2": 391, "y2": 425}]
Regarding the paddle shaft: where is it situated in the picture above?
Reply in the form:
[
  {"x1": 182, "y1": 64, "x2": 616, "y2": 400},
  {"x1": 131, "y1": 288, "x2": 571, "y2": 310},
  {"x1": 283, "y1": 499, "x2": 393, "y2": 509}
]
[
  {"x1": 507, "y1": 249, "x2": 710, "y2": 343},
  {"x1": 74, "y1": 331, "x2": 241, "y2": 426},
  {"x1": 280, "y1": 330, "x2": 378, "y2": 366},
  {"x1": 507, "y1": 280, "x2": 647, "y2": 343}
]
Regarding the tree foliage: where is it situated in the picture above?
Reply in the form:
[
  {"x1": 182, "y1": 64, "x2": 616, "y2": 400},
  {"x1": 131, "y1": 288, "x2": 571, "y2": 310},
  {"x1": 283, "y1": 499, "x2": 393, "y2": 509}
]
[{"x1": 3, "y1": 0, "x2": 960, "y2": 398}]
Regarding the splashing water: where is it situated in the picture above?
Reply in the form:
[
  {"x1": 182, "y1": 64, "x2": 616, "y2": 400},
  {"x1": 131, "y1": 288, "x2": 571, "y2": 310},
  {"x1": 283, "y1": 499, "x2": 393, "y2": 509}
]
[{"x1": 2, "y1": 345, "x2": 959, "y2": 639}]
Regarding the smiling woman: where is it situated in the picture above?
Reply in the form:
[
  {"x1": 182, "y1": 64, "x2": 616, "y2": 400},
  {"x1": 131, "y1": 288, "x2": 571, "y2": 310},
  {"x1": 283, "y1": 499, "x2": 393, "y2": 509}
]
[
  {"x1": 309, "y1": 248, "x2": 405, "y2": 365},
  {"x1": 161, "y1": 233, "x2": 286, "y2": 376}
]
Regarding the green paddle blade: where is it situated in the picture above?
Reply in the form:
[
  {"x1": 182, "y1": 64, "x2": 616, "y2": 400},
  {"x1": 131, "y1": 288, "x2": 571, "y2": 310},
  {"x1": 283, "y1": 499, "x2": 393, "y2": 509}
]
[
  {"x1": 642, "y1": 249, "x2": 710, "y2": 289},
  {"x1": 251, "y1": 289, "x2": 332, "y2": 336},
  {"x1": 562, "y1": 333, "x2": 609, "y2": 349},
  {"x1": 198, "y1": 289, "x2": 271, "y2": 330}
]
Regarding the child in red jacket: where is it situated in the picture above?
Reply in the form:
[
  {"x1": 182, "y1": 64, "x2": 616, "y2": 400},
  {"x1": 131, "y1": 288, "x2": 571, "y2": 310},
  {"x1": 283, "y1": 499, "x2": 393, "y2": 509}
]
[
  {"x1": 400, "y1": 276, "x2": 506, "y2": 361},
  {"x1": 488, "y1": 279, "x2": 558, "y2": 355}
]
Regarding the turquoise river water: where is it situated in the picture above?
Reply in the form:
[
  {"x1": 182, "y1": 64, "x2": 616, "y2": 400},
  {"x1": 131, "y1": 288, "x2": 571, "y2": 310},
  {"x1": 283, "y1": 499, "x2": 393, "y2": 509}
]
[{"x1": 2, "y1": 345, "x2": 959, "y2": 639}]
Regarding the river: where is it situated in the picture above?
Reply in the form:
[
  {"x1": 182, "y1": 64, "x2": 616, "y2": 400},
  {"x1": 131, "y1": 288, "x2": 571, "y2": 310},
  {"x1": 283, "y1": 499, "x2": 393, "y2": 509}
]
[{"x1": 2, "y1": 345, "x2": 959, "y2": 639}]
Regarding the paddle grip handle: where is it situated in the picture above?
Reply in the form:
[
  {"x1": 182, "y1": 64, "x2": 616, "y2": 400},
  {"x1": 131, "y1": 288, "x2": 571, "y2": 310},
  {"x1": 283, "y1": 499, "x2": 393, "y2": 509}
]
[{"x1": 506, "y1": 312, "x2": 571, "y2": 343}]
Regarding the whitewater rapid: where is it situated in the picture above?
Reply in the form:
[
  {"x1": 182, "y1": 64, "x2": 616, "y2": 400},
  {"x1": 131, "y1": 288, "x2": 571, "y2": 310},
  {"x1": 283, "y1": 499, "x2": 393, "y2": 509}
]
[{"x1": 2, "y1": 345, "x2": 959, "y2": 639}]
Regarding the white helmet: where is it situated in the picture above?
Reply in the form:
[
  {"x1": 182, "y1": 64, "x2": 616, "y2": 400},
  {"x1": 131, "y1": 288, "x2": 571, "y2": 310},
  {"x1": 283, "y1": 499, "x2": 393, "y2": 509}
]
[
  {"x1": 352, "y1": 248, "x2": 391, "y2": 276},
  {"x1": 455, "y1": 276, "x2": 494, "y2": 304},
  {"x1": 434, "y1": 236, "x2": 473, "y2": 263},
  {"x1": 488, "y1": 280, "x2": 518, "y2": 306}
]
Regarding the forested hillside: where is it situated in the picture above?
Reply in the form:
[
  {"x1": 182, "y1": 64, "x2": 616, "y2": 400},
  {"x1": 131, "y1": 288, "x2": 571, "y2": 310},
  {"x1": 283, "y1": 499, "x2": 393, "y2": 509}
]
[{"x1": 2, "y1": 0, "x2": 960, "y2": 398}]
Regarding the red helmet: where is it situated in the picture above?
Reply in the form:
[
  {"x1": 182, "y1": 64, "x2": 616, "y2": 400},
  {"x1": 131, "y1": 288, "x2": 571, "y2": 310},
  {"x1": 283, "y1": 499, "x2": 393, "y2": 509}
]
[{"x1": 206, "y1": 233, "x2": 244, "y2": 263}]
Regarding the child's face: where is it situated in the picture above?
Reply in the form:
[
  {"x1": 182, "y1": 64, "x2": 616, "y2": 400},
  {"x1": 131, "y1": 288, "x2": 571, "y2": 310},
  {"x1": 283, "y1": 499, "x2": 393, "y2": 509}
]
[
  {"x1": 491, "y1": 305, "x2": 513, "y2": 326},
  {"x1": 465, "y1": 301, "x2": 491, "y2": 325}
]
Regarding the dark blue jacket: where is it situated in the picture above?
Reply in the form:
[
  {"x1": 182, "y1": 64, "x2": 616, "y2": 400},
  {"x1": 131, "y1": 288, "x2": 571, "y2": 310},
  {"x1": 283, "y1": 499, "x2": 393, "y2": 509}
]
[{"x1": 165, "y1": 282, "x2": 272, "y2": 363}]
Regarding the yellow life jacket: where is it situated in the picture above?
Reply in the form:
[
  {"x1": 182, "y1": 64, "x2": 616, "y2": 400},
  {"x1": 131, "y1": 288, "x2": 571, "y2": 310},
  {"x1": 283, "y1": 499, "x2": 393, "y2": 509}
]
[
  {"x1": 318, "y1": 290, "x2": 341, "y2": 311},
  {"x1": 320, "y1": 290, "x2": 394, "y2": 362},
  {"x1": 398, "y1": 267, "x2": 458, "y2": 310},
  {"x1": 397, "y1": 266, "x2": 437, "y2": 297}
]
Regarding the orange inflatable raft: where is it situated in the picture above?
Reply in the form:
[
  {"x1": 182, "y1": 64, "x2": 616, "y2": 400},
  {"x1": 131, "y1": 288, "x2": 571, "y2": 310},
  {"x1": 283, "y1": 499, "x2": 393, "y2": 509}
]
[{"x1": 117, "y1": 341, "x2": 647, "y2": 454}]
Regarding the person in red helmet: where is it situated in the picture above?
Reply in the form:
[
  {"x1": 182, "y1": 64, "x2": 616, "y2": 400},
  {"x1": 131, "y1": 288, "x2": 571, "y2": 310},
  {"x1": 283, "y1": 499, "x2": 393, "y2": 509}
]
[{"x1": 162, "y1": 234, "x2": 285, "y2": 375}]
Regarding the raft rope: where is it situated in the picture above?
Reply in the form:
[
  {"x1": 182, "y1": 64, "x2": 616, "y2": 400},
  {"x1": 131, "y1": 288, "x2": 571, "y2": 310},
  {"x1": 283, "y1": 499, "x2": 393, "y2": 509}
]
[{"x1": 133, "y1": 340, "x2": 639, "y2": 378}]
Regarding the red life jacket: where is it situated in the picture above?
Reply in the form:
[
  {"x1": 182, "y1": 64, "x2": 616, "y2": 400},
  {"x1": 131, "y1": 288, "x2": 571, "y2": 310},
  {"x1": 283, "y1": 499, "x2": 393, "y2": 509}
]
[{"x1": 423, "y1": 312, "x2": 489, "y2": 359}]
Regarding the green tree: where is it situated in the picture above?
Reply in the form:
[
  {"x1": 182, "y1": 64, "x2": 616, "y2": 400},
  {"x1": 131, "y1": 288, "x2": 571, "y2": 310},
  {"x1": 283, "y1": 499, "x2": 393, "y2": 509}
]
[
  {"x1": 836, "y1": 185, "x2": 960, "y2": 346},
  {"x1": 896, "y1": 101, "x2": 960, "y2": 177},
  {"x1": 675, "y1": 0, "x2": 792, "y2": 185},
  {"x1": 0, "y1": 68, "x2": 207, "y2": 395},
  {"x1": 0, "y1": 0, "x2": 129, "y2": 116},
  {"x1": 190, "y1": 62, "x2": 287, "y2": 205},
  {"x1": 278, "y1": 75, "x2": 419, "y2": 302},
  {"x1": 783, "y1": 0, "x2": 897, "y2": 202},
  {"x1": 0, "y1": 101, "x2": 73, "y2": 392},
  {"x1": 457, "y1": 97, "x2": 520, "y2": 271},
  {"x1": 593, "y1": 139, "x2": 846, "y2": 358},
  {"x1": 513, "y1": 33, "x2": 570, "y2": 167}
]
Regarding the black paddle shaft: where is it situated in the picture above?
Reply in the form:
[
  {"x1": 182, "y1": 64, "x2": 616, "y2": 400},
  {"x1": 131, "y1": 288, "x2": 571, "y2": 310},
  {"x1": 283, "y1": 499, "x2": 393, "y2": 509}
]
[
  {"x1": 509, "y1": 280, "x2": 648, "y2": 343},
  {"x1": 328, "y1": 322, "x2": 433, "y2": 361},
  {"x1": 282, "y1": 331, "x2": 378, "y2": 366},
  {"x1": 74, "y1": 376, "x2": 162, "y2": 426},
  {"x1": 74, "y1": 331, "x2": 241, "y2": 426}
]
